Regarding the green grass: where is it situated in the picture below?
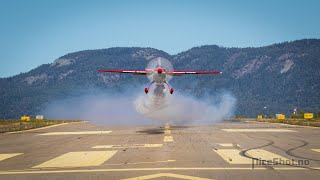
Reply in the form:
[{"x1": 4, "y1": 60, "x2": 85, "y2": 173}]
[
  {"x1": 232, "y1": 117, "x2": 320, "y2": 127},
  {"x1": 0, "y1": 119, "x2": 82, "y2": 133}
]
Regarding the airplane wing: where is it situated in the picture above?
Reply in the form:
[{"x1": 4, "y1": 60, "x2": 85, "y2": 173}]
[
  {"x1": 97, "y1": 69, "x2": 152, "y2": 75},
  {"x1": 167, "y1": 70, "x2": 222, "y2": 76}
]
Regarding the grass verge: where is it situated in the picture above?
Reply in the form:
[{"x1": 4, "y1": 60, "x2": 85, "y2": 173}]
[
  {"x1": 0, "y1": 119, "x2": 82, "y2": 133},
  {"x1": 232, "y1": 118, "x2": 320, "y2": 127}
]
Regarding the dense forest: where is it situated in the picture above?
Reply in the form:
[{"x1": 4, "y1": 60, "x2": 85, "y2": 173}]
[{"x1": 0, "y1": 39, "x2": 319, "y2": 119}]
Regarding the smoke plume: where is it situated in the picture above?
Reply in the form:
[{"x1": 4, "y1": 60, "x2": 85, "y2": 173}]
[
  {"x1": 41, "y1": 88, "x2": 236, "y2": 125},
  {"x1": 134, "y1": 91, "x2": 236, "y2": 125}
]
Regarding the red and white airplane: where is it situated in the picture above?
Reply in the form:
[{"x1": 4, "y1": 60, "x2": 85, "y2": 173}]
[{"x1": 97, "y1": 57, "x2": 222, "y2": 94}]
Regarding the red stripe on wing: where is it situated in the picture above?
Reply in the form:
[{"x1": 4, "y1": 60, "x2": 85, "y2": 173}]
[
  {"x1": 167, "y1": 70, "x2": 222, "y2": 75},
  {"x1": 97, "y1": 69, "x2": 152, "y2": 74}
]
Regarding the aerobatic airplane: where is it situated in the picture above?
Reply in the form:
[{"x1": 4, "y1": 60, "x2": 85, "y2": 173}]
[{"x1": 98, "y1": 57, "x2": 222, "y2": 95}]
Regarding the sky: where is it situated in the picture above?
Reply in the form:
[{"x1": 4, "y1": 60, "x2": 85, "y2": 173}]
[{"x1": 0, "y1": 0, "x2": 319, "y2": 77}]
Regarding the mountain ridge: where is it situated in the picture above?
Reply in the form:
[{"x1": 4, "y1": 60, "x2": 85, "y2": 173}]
[{"x1": 1, "y1": 39, "x2": 319, "y2": 119}]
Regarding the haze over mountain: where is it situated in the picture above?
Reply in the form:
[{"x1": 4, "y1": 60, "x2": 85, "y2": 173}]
[{"x1": 1, "y1": 39, "x2": 319, "y2": 119}]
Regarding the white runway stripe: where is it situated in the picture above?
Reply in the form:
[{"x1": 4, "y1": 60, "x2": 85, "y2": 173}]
[
  {"x1": 33, "y1": 151, "x2": 117, "y2": 168},
  {"x1": 222, "y1": 129, "x2": 297, "y2": 132},
  {"x1": 92, "y1": 144, "x2": 163, "y2": 148},
  {"x1": 38, "y1": 131, "x2": 112, "y2": 135}
]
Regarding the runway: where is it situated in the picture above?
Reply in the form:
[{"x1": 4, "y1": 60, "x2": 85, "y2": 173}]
[{"x1": 0, "y1": 120, "x2": 320, "y2": 180}]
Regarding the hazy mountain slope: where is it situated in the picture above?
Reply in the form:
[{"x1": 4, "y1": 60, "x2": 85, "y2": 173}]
[
  {"x1": 0, "y1": 39, "x2": 319, "y2": 118},
  {"x1": 172, "y1": 40, "x2": 320, "y2": 116}
]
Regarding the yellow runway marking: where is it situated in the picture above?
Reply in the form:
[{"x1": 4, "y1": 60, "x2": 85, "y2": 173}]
[
  {"x1": 163, "y1": 136, "x2": 174, "y2": 142},
  {"x1": 38, "y1": 131, "x2": 112, "y2": 135},
  {"x1": 122, "y1": 173, "x2": 213, "y2": 180},
  {"x1": 92, "y1": 144, "x2": 163, "y2": 149},
  {"x1": 222, "y1": 129, "x2": 297, "y2": 132},
  {"x1": 311, "y1": 149, "x2": 320, "y2": 153},
  {"x1": 218, "y1": 143, "x2": 240, "y2": 147},
  {"x1": 1, "y1": 167, "x2": 320, "y2": 175},
  {"x1": 213, "y1": 149, "x2": 252, "y2": 164},
  {"x1": 0, "y1": 153, "x2": 23, "y2": 161},
  {"x1": 107, "y1": 160, "x2": 175, "y2": 166},
  {"x1": 165, "y1": 124, "x2": 170, "y2": 129},
  {"x1": 33, "y1": 151, "x2": 117, "y2": 168}
]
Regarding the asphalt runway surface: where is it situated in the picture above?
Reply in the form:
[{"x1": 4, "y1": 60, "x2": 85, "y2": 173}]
[{"x1": 0, "y1": 120, "x2": 320, "y2": 180}]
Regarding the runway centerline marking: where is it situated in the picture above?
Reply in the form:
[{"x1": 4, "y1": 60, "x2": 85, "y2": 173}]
[
  {"x1": 163, "y1": 136, "x2": 174, "y2": 142},
  {"x1": 222, "y1": 129, "x2": 297, "y2": 132},
  {"x1": 32, "y1": 151, "x2": 117, "y2": 168},
  {"x1": 0, "y1": 153, "x2": 23, "y2": 161},
  {"x1": 164, "y1": 130, "x2": 171, "y2": 134},
  {"x1": 92, "y1": 144, "x2": 163, "y2": 149},
  {"x1": 1, "y1": 167, "x2": 319, "y2": 175},
  {"x1": 38, "y1": 131, "x2": 112, "y2": 136}
]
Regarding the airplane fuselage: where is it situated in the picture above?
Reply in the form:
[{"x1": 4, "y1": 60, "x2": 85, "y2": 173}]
[
  {"x1": 152, "y1": 69, "x2": 167, "y2": 84},
  {"x1": 145, "y1": 68, "x2": 174, "y2": 94}
]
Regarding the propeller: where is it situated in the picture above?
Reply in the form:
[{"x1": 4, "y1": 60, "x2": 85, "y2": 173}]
[{"x1": 146, "y1": 57, "x2": 174, "y2": 82}]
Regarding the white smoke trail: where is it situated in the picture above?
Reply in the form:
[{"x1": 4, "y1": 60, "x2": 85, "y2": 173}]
[
  {"x1": 134, "y1": 91, "x2": 236, "y2": 125},
  {"x1": 41, "y1": 88, "x2": 236, "y2": 125}
]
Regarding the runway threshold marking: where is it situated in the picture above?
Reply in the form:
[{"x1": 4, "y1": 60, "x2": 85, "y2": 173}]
[
  {"x1": 163, "y1": 136, "x2": 174, "y2": 142},
  {"x1": 213, "y1": 149, "x2": 292, "y2": 164},
  {"x1": 311, "y1": 149, "x2": 320, "y2": 153},
  {"x1": 122, "y1": 173, "x2": 213, "y2": 180},
  {"x1": 38, "y1": 131, "x2": 112, "y2": 135},
  {"x1": 1, "y1": 167, "x2": 319, "y2": 175},
  {"x1": 247, "y1": 149, "x2": 294, "y2": 164},
  {"x1": 213, "y1": 149, "x2": 251, "y2": 164},
  {"x1": 222, "y1": 129, "x2": 297, "y2": 132},
  {"x1": 32, "y1": 151, "x2": 117, "y2": 168},
  {"x1": 0, "y1": 153, "x2": 23, "y2": 161},
  {"x1": 92, "y1": 144, "x2": 163, "y2": 149}
]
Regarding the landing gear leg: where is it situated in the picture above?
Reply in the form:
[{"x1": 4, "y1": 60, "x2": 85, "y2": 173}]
[
  {"x1": 145, "y1": 81, "x2": 154, "y2": 94},
  {"x1": 165, "y1": 82, "x2": 174, "y2": 94}
]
